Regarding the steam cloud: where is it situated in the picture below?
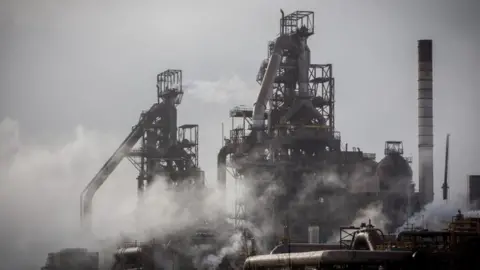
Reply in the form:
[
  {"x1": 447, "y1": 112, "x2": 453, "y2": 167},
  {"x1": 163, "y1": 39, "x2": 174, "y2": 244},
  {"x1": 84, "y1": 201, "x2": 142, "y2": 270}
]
[
  {"x1": 0, "y1": 118, "x2": 218, "y2": 269},
  {"x1": 0, "y1": 118, "x2": 132, "y2": 269},
  {"x1": 0, "y1": 117, "x2": 274, "y2": 269},
  {"x1": 0, "y1": 116, "x2": 473, "y2": 270},
  {"x1": 396, "y1": 194, "x2": 470, "y2": 232}
]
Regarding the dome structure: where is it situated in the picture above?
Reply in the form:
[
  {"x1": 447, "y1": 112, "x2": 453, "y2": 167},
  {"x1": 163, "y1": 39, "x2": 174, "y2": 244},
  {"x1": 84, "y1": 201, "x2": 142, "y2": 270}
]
[
  {"x1": 376, "y1": 154, "x2": 413, "y2": 193},
  {"x1": 376, "y1": 154, "x2": 414, "y2": 233}
]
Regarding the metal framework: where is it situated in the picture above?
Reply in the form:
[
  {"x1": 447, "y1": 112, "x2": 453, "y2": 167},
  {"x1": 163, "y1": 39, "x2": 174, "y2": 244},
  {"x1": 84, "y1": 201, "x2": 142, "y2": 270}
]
[
  {"x1": 78, "y1": 69, "x2": 204, "y2": 226},
  {"x1": 157, "y1": 69, "x2": 183, "y2": 104},
  {"x1": 227, "y1": 106, "x2": 253, "y2": 229},
  {"x1": 339, "y1": 225, "x2": 361, "y2": 249},
  {"x1": 127, "y1": 70, "x2": 203, "y2": 193},
  {"x1": 384, "y1": 141, "x2": 404, "y2": 155},
  {"x1": 219, "y1": 10, "x2": 416, "y2": 251},
  {"x1": 226, "y1": 10, "x2": 352, "y2": 247},
  {"x1": 280, "y1": 10, "x2": 314, "y2": 36}
]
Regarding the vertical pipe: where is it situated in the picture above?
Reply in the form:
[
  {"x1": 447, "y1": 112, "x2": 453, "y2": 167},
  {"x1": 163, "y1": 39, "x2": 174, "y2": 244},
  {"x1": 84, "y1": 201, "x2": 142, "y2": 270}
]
[
  {"x1": 252, "y1": 34, "x2": 291, "y2": 139},
  {"x1": 297, "y1": 38, "x2": 310, "y2": 97},
  {"x1": 418, "y1": 39, "x2": 434, "y2": 204},
  {"x1": 442, "y1": 134, "x2": 450, "y2": 200},
  {"x1": 280, "y1": 9, "x2": 285, "y2": 35}
]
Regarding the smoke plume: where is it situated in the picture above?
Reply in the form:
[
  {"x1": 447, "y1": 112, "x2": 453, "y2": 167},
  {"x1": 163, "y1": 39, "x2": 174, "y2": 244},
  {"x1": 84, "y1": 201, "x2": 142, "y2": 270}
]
[
  {"x1": 0, "y1": 118, "x2": 127, "y2": 269},
  {"x1": 396, "y1": 193, "x2": 469, "y2": 232},
  {"x1": 0, "y1": 118, "x2": 234, "y2": 269}
]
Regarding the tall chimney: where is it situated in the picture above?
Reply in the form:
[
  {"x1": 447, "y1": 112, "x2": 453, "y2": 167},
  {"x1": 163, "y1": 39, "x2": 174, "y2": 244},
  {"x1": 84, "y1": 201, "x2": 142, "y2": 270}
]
[{"x1": 418, "y1": 39, "x2": 434, "y2": 204}]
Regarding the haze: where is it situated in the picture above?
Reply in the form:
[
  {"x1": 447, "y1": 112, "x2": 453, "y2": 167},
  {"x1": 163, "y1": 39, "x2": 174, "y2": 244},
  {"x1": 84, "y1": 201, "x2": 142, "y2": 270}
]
[{"x1": 0, "y1": 0, "x2": 479, "y2": 269}]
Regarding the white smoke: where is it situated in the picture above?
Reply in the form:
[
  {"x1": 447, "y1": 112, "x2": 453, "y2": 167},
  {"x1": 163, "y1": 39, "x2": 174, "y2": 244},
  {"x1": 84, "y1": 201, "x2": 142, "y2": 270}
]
[
  {"x1": 111, "y1": 178, "x2": 224, "y2": 237},
  {"x1": 326, "y1": 202, "x2": 389, "y2": 243},
  {"x1": 396, "y1": 194, "x2": 469, "y2": 232},
  {"x1": 184, "y1": 75, "x2": 257, "y2": 104},
  {"x1": 234, "y1": 171, "x2": 284, "y2": 253},
  {"x1": 351, "y1": 202, "x2": 389, "y2": 232},
  {"x1": 201, "y1": 232, "x2": 243, "y2": 269},
  {"x1": 0, "y1": 118, "x2": 233, "y2": 270},
  {"x1": 0, "y1": 118, "x2": 129, "y2": 269}
]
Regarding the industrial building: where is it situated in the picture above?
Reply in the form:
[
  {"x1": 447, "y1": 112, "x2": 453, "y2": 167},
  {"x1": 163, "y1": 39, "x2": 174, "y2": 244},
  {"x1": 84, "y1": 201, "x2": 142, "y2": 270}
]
[
  {"x1": 75, "y1": 70, "x2": 235, "y2": 270},
  {"x1": 217, "y1": 10, "x2": 426, "y2": 251},
  {"x1": 44, "y1": 9, "x2": 445, "y2": 270},
  {"x1": 80, "y1": 69, "x2": 205, "y2": 229},
  {"x1": 244, "y1": 215, "x2": 480, "y2": 269}
]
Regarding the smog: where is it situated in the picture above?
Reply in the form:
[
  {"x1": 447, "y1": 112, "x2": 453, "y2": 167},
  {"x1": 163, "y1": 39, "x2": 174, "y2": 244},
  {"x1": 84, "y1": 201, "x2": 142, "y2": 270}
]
[{"x1": 1, "y1": 1, "x2": 479, "y2": 270}]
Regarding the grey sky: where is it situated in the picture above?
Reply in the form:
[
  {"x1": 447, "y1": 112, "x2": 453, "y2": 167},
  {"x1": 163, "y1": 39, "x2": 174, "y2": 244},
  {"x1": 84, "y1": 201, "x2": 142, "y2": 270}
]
[
  {"x1": 0, "y1": 0, "x2": 479, "y2": 267},
  {"x1": 2, "y1": 0, "x2": 478, "y2": 191}
]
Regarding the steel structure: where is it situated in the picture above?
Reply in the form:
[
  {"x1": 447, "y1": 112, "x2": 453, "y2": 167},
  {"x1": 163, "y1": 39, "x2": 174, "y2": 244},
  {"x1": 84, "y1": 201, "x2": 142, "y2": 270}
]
[
  {"x1": 217, "y1": 10, "x2": 417, "y2": 252},
  {"x1": 245, "y1": 215, "x2": 480, "y2": 269},
  {"x1": 80, "y1": 69, "x2": 204, "y2": 229}
]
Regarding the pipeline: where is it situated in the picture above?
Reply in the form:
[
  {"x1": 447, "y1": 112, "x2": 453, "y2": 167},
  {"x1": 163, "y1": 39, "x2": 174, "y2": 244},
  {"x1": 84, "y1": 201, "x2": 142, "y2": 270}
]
[
  {"x1": 252, "y1": 33, "x2": 293, "y2": 141},
  {"x1": 243, "y1": 250, "x2": 412, "y2": 269},
  {"x1": 270, "y1": 243, "x2": 342, "y2": 254},
  {"x1": 217, "y1": 146, "x2": 231, "y2": 190},
  {"x1": 111, "y1": 247, "x2": 143, "y2": 270},
  {"x1": 114, "y1": 247, "x2": 143, "y2": 258},
  {"x1": 217, "y1": 145, "x2": 234, "y2": 213},
  {"x1": 297, "y1": 36, "x2": 310, "y2": 97}
]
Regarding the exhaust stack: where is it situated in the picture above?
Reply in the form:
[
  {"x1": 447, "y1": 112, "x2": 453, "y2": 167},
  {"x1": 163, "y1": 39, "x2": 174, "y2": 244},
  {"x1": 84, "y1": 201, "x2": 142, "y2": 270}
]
[{"x1": 418, "y1": 39, "x2": 434, "y2": 204}]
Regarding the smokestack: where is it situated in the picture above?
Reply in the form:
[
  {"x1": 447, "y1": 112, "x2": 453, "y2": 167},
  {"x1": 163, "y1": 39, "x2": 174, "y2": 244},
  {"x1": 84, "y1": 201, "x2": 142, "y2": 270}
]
[{"x1": 418, "y1": 39, "x2": 434, "y2": 204}]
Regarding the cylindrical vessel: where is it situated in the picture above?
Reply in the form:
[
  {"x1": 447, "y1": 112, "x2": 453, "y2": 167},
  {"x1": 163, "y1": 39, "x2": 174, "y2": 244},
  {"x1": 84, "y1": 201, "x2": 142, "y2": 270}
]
[
  {"x1": 297, "y1": 37, "x2": 310, "y2": 97},
  {"x1": 418, "y1": 39, "x2": 434, "y2": 204},
  {"x1": 253, "y1": 35, "x2": 292, "y2": 132},
  {"x1": 376, "y1": 155, "x2": 412, "y2": 192}
]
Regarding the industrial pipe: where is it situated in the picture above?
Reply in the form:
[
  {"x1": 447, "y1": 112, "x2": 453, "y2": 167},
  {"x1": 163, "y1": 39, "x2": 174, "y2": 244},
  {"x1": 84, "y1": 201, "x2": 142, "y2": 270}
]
[
  {"x1": 243, "y1": 250, "x2": 412, "y2": 269},
  {"x1": 80, "y1": 103, "x2": 164, "y2": 229},
  {"x1": 252, "y1": 34, "x2": 293, "y2": 141},
  {"x1": 114, "y1": 247, "x2": 143, "y2": 258},
  {"x1": 217, "y1": 146, "x2": 231, "y2": 190},
  {"x1": 418, "y1": 39, "x2": 434, "y2": 204},
  {"x1": 217, "y1": 145, "x2": 234, "y2": 213},
  {"x1": 80, "y1": 124, "x2": 143, "y2": 228},
  {"x1": 297, "y1": 37, "x2": 310, "y2": 97},
  {"x1": 111, "y1": 247, "x2": 143, "y2": 270}
]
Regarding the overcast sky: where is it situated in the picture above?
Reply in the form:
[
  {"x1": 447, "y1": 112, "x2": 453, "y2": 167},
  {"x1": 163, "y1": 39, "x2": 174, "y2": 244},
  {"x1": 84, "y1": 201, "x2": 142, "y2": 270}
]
[{"x1": 0, "y1": 0, "x2": 479, "y2": 268}]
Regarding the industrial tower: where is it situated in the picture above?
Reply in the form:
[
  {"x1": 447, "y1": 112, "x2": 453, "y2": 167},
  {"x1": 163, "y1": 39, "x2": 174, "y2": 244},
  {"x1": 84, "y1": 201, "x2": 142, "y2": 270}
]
[
  {"x1": 80, "y1": 69, "x2": 204, "y2": 229},
  {"x1": 217, "y1": 10, "x2": 416, "y2": 251}
]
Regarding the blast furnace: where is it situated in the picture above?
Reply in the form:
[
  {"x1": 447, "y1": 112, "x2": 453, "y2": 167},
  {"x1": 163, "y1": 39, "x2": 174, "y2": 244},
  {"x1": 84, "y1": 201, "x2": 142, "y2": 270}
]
[{"x1": 217, "y1": 10, "x2": 416, "y2": 252}]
